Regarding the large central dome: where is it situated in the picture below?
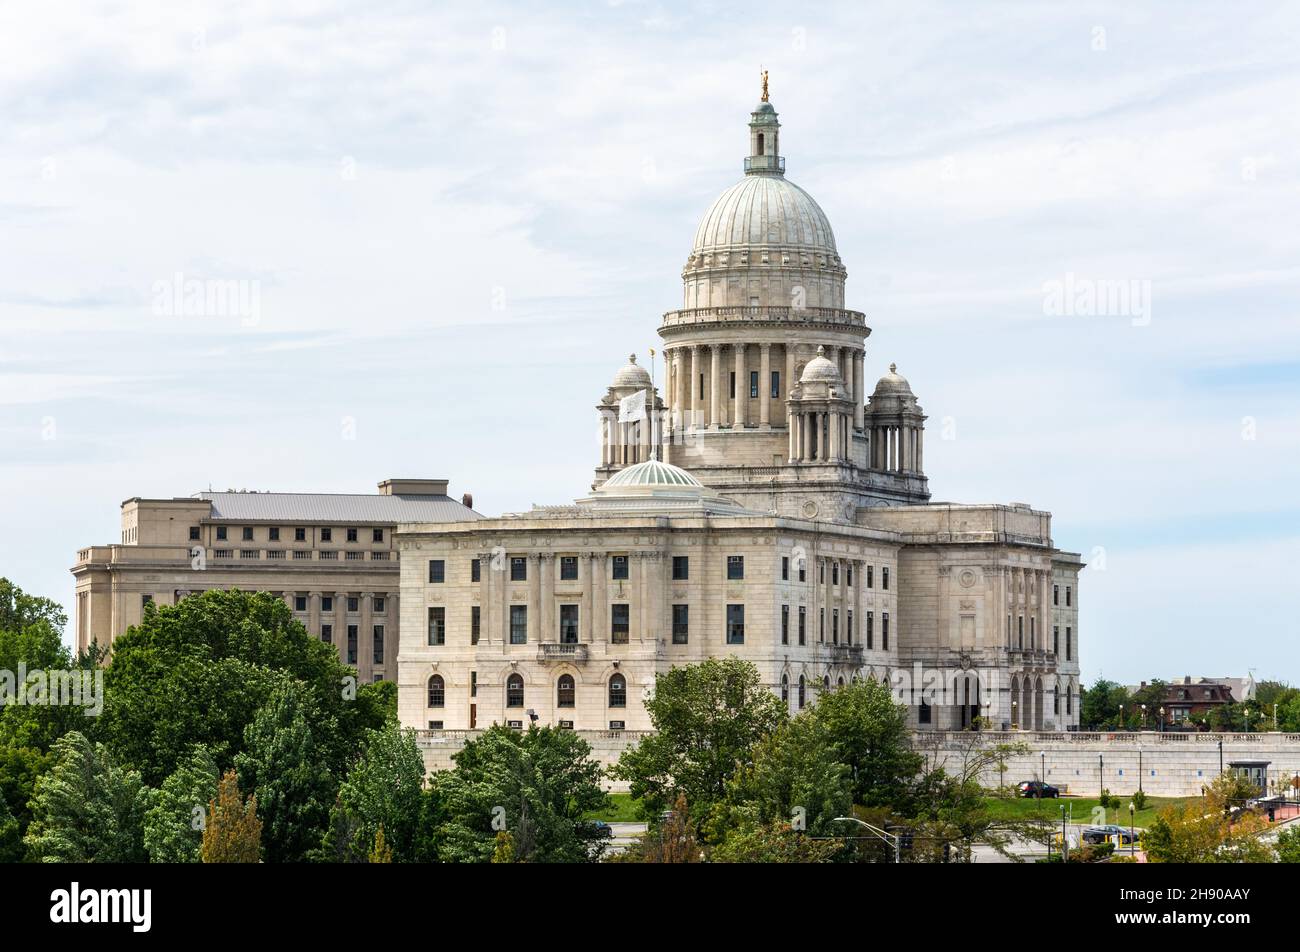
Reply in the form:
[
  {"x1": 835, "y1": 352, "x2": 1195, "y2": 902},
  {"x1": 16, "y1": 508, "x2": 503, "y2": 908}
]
[{"x1": 692, "y1": 175, "x2": 837, "y2": 256}]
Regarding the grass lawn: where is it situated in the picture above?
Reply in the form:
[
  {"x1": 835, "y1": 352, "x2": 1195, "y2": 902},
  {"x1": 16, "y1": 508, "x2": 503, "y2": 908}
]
[
  {"x1": 586, "y1": 792, "x2": 644, "y2": 823},
  {"x1": 982, "y1": 795, "x2": 1193, "y2": 828}
]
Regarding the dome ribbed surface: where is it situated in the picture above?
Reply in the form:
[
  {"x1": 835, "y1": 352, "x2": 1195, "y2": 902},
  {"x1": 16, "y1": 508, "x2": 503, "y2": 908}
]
[
  {"x1": 601, "y1": 459, "x2": 703, "y2": 490},
  {"x1": 692, "y1": 175, "x2": 837, "y2": 255}
]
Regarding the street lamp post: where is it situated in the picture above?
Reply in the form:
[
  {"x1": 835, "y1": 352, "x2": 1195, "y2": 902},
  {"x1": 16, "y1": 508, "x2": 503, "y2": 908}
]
[
  {"x1": 1012, "y1": 699, "x2": 1018, "y2": 731},
  {"x1": 1159, "y1": 706, "x2": 1165, "y2": 734},
  {"x1": 1129, "y1": 801, "x2": 1136, "y2": 857},
  {"x1": 832, "y1": 816, "x2": 900, "y2": 864},
  {"x1": 1119, "y1": 704, "x2": 1124, "y2": 731},
  {"x1": 1141, "y1": 704, "x2": 1147, "y2": 730}
]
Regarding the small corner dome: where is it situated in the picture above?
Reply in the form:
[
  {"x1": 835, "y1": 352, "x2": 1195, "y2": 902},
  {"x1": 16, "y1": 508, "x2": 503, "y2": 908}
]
[
  {"x1": 873, "y1": 363, "x2": 914, "y2": 396},
  {"x1": 800, "y1": 345, "x2": 843, "y2": 385},
  {"x1": 600, "y1": 459, "x2": 703, "y2": 491},
  {"x1": 611, "y1": 353, "x2": 652, "y2": 390}
]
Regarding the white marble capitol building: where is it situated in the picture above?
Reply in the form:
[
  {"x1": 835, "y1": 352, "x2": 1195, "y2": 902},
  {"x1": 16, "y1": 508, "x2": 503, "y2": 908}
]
[{"x1": 394, "y1": 91, "x2": 1083, "y2": 742}]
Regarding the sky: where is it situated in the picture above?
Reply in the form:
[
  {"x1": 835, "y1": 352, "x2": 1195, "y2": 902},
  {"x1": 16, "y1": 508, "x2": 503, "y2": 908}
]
[{"x1": 1, "y1": 1, "x2": 1297, "y2": 686}]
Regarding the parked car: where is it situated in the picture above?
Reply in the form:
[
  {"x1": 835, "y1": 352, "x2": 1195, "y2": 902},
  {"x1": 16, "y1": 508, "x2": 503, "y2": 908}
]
[
  {"x1": 1082, "y1": 824, "x2": 1137, "y2": 845},
  {"x1": 1017, "y1": 780, "x2": 1059, "y2": 798}
]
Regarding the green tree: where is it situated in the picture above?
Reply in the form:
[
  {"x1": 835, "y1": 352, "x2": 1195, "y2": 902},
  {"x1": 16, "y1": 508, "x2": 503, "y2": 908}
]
[
  {"x1": 722, "y1": 705, "x2": 852, "y2": 839},
  {"x1": 0, "y1": 578, "x2": 67, "y2": 632},
  {"x1": 0, "y1": 789, "x2": 21, "y2": 862},
  {"x1": 709, "y1": 821, "x2": 844, "y2": 863},
  {"x1": 1277, "y1": 826, "x2": 1300, "y2": 863},
  {"x1": 1079, "y1": 679, "x2": 1129, "y2": 730},
  {"x1": 0, "y1": 743, "x2": 52, "y2": 855},
  {"x1": 201, "y1": 769, "x2": 261, "y2": 863},
  {"x1": 322, "y1": 725, "x2": 426, "y2": 862},
  {"x1": 611, "y1": 658, "x2": 787, "y2": 824},
  {"x1": 432, "y1": 724, "x2": 610, "y2": 863},
  {"x1": 24, "y1": 731, "x2": 149, "y2": 863},
  {"x1": 99, "y1": 590, "x2": 390, "y2": 786},
  {"x1": 809, "y1": 679, "x2": 921, "y2": 807},
  {"x1": 143, "y1": 745, "x2": 220, "y2": 863},
  {"x1": 235, "y1": 679, "x2": 336, "y2": 862}
]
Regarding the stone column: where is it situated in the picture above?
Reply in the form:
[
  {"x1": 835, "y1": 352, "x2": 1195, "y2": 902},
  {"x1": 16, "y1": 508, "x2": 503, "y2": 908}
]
[
  {"x1": 539, "y1": 553, "x2": 554, "y2": 642},
  {"x1": 308, "y1": 591, "x2": 321, "y2": 640},
  {"x1": 581, "y1": 553, "x2": 593, "y2": 642},
  {"x1": 689, "y1": 345, "x2": 701, "y2": 428},
  {"x1": 359, "y1": 592, "x2": 374, "y2": 682},
  {"x1": 527, "y1": 553, "x2": 540, "y2": 643},
  {"x1": 784, "y1": 346, "x2": 796, "y2": 424},
  {"x1": 760, "y1": 343, "x2": 771, "y2": 427},
  {"x1": 479, "y1": 550, "x2": 492, "y2": 645},
  {"x1": 733, "y1": 343, "x2": 746, "y2": 427},
  {"x1": 636, "y1": 552, "x2": 648, "y2": 643},
  {"x1": 709, "y1": 345, "x2": 721, "y2": 429},
  {"x1": 334, "y1": 591, "x2": 347, "y2": 660},
  {"x1": 593, "y1": 554, "x2": 608, "y2": 642},
  {"x1": 853, "y1": 350, "x2": 865, "y2": 430}
]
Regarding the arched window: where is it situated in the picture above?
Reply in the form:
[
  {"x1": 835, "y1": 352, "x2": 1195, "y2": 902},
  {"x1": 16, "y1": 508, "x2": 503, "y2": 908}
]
[
  {"x1": 608, "y1": 674, "x2": 627, "y2": 708},
  {"x1": 823, "y1": 675, "x2": 830, "y2": 692},
  {"x1": 427, "y1": 674, "x2": 445, "y2": 708},
  {"x1": 557, "y1": 674, "x2": 575, "y2": 708},
  {"x1": 781, "y1": 674, "x2": 789, "y2": 703},
  {"x1": 837, "y1": 676, "x2": 845, "y2": 687},
  {"x1": 506, "y1": 673, "x2": 524, "y2": 708},
  {"x1": 757, "y1": 132, "x2": 765, "y2": 155},
  {"x1": 798, "y1": 675, "x2": 806, "y2": 709}
]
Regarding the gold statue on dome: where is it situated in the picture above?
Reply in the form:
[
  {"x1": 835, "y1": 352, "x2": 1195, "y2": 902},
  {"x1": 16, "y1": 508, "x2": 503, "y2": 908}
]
[{"x1": 761, "y1": 69, "x2": 769, "y2": 102}]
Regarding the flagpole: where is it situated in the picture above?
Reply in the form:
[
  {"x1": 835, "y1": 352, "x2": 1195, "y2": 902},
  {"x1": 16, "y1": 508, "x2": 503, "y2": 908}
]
[{"x1": 648, "y1": 347, "x2": 658, "y2": 461}]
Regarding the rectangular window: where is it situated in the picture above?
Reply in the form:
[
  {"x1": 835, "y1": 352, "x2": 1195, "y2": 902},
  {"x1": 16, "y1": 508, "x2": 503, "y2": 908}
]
[
  {"x1": 321, "y1": 596, "x2": 333, "y2": 613},
  {"x1": 749, "y1": 370, "x2": 759, "y2": 398},
  {"x1": 781, "y1": 556, "x2": 789, "y2": 581},
  {"x1": 347, "y1": 528, "x2": 358, "y2": 543},
  {"x1": 612, "y1": 555, "x2": 629, "y2": 580},
  {"x1": 1053, "y1": 625, "x2": 1060, "y2": 655},
  {"x1": 373, "y1": 596, "x2": 385, "y2": 613},
  {"x1": 321, "y1": 623, "x2": 332, "y2": 642},
  {"x1": 560, "y1": 604, "x2": 579, "y2": 643},
  {"x1": 269, "y1": 527, "x2": 280, "y2": 541},
  {"x1": 348, "y1": 596, "x2": 359, "y2": 613},
  {"x1": 1066, "y1": 586, "x2": 1072, "y2": 607},
  {"x1": 771, "y1": 370, "x2": 780, "y2": 398},
  {"x1": 729, "y1": 371, "x2": 736, "y2": 399},
  {"x1": 189, "y1": 526, "x2": 201, "y2": 541},
  {"x1": 510, "y1": 605, "x2": 528, "y2": 644},
  {"x1": 471, "y1": 558, "x2": 481, "y2": 582},
  {"x1": 882, "y1": 612, "x2": 890, "y2": 650},
  {"x1": 295, "y1": 527, "x2": 306, "y2": 542},
  {"x1": 726, "y1": 604, "x2": 745, "y2": 645},
  {"x1": 510, "y1": 557, "x2": 527, "y2": 581},
  {"x1": 727, "y1": 555, "x2": 744, "y2": 580},
  {"x1": 798, "y1": 559, "x2": 806, "y2": 583},
  {"x1": 819, "y1": 608, "x2": 825, "y2": 643},
  {"x1": 798, "y1": 606, "x2": 807, "y2": 645},
  {"x1": 672, "y1": 556, "x2": 689, "y2": 580},
  {"x1": 847, "y1": 565, "x2": 853, "y2": 587},
  {"x1": 470, "y1": 671, "x2": 477, "y2": 697},
  {"x1": 321, "y1": 528, "x2": 332, "y2": 542},
  {"x1": 242, "y1": 526, "x2": 253, "y2": 541},
  {"x1": 832, "y1": 608, "x2": 839, "y2": 644},
  {"x1": 672, "y1": 604, "x2": 689, "y2": 644},
  {"x1": 428, "y1": 607, "x2": 445, "y2": 646},
  {"x1": 1018, "y1": 615, "x2": 1024, "y2": 647},
  {"x1": 882, "y1": 567, "x2": 890, "y2": 590},
  {"x1": 373, "y1": 625, "x2": 384, "y2": 664},
  {"x1": 847, "y1": 609, "x2": 854, "y2": 645},
  {"x1": 611, "y1": 604, "x2": 630, "y2": 644},
  {"x1": 1053, "y1": 584, "x2": 1059, "y2": 606},
  {"x1": 1066, "y1": 626, "x2": 1073, "y2": 660},
  {"x1": 142, "y1": 594, "x2": 153, "y2": 607},
  {"x1": 867, "y1": 611, "x2": 874, "y2": 649},
  {"x1": 919, "y1": 702, "x2": 931, "y2": 725},
  {"x1": 294, "y1": 596, "x2": 307, "y2": 612},
  {"x1": 471, "y1": 606, "x2": 480, "y2": 644},
  {"x1": 560, "y1": 556, "x2": 578, "y2": 580},
  {"x1": 698, "y1": 373, "x2": 704, "y2": 400},
  {"x1": 819, "y1": 561, "x2": 825, "y2": 584},
  {"x1": 370, "y1": 528, "x2": 382, "y2": 543},
  {"x1": 781, "y1": 604, "x2": 789, "y2": 645},
  {"x1": 832, "y1": 562, "x2": 839, "y2": 585},
  {"x1": 347, "y1": 625, "x2": 358, "y2": 664},
  {"x1": 216, "y1": 526, "x2": 228, "y2": 541},
  {"x1": 867, "y1": 565, "x2": 873, "y2": 589}
]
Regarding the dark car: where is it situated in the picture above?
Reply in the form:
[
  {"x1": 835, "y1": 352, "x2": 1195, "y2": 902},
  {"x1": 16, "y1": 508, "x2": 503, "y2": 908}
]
[
  {"x1": 1082, "y1": 824, "x2": 1136, "y2": 845},
  {"x1": 1017, "y1": 780, "x2": 1059, "y2": 798}
]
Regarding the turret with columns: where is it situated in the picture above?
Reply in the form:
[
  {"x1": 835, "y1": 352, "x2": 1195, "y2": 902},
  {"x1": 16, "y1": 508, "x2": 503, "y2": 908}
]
[{"x1": 592, "y1": 354, "x2": 665, "y2": 488}]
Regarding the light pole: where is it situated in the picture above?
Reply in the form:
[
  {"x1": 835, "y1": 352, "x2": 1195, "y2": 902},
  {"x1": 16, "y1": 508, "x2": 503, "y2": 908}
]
[
  {"x1": 1275, "y1": 703, "x2": 1279, "y2": 732},
  {"x1": 1040, "y1": 752, "x2": 1046, "y2": 797},
  {"x1": 1012, "y1": 699, "x2": 1018, "y2": 731},
  {"x1": 832, "y1": 816, "x2": 900, "y2": 864},
  {"x1": 1141, "y1": 704, "x2": 1147, "y2": 730},
  {"x1": 1159, "y1": 706, "x2": 1165, "y2": 734},
  {"x1": 1119, "y1": 704, "x2": 1124, "y2": 731},
  {"x1": 1129, "y1": 801, "x2": 1136, "y2": 856}
]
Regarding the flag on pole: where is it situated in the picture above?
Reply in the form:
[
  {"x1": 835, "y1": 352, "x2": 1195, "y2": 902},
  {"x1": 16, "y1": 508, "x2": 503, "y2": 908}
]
[{"x1": 619, "y1": 388, "x2": 647, "y2": 422}]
